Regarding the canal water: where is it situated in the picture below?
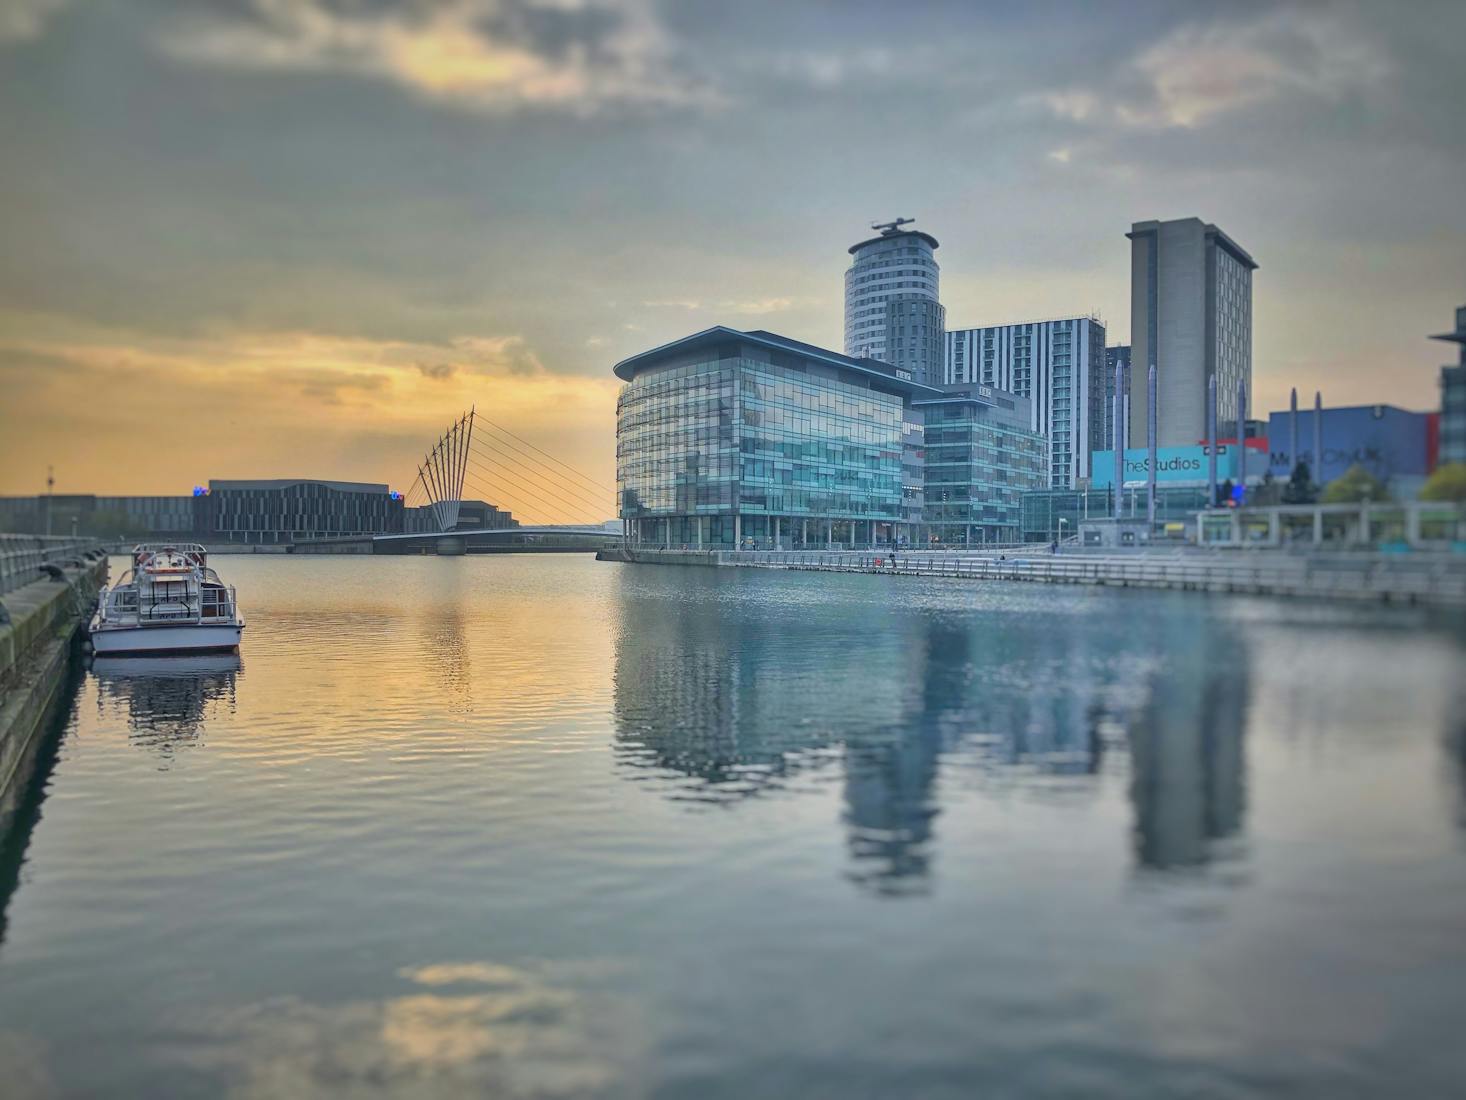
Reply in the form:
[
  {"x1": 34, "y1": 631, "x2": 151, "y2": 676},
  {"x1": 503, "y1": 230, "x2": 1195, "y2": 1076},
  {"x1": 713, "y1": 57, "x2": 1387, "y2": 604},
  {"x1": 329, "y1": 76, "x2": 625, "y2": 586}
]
[{"x1": 1, "y1": 555, "x2": 1464, "y2": 1098}]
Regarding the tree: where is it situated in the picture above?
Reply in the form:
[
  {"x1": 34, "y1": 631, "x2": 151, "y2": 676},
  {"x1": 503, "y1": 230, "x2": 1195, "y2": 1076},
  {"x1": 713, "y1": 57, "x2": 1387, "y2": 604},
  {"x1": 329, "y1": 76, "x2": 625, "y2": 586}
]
[
  {"x1": 1419, "y1": 463, "x2": 1466, "y2": 503},
  {"x1": 1281, "y1": 460, "x2": 1319, "y2": 505},
  {"x1": 1321, "y1": 463, "x2": 1390, "y2": 504}
]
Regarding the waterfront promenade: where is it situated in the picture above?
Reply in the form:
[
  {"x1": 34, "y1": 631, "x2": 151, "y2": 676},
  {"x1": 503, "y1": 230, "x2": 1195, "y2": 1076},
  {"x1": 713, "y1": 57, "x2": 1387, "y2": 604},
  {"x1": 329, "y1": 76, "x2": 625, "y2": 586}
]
[{"x1": 603, "y1": 546, "x2": 1466, "y2": 609}]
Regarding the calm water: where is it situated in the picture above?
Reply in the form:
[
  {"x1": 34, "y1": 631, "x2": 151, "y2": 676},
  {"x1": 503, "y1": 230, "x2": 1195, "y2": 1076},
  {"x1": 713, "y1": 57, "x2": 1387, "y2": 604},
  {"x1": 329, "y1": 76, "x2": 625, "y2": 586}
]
[{"x1": 2, "y1": 555, "x2": 1465, "y2": 1098}]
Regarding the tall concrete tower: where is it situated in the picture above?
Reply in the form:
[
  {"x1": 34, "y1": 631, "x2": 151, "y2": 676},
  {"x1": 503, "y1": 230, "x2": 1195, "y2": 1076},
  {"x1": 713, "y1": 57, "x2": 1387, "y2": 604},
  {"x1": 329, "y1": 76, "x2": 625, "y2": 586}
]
[
  {"x1": 844, "y1": 219, "x2": 944, "y2": 386},
  {"x1": 1128, "y1": 217, "x2": 1256, "y2": 447}
]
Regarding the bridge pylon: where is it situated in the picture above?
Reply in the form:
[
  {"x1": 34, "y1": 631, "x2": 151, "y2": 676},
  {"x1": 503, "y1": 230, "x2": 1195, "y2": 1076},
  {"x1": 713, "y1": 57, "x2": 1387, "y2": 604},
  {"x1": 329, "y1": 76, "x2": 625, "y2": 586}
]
[{"x1": 417, "y1": 408, "x2": 475, "y2": 533}]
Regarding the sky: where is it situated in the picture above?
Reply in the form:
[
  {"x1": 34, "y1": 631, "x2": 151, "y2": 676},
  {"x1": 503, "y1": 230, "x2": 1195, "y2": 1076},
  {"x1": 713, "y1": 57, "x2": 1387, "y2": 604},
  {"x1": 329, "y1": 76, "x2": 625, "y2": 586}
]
[{"x1": 1, "y1": 0, "x2": 1463, "y2": 514}]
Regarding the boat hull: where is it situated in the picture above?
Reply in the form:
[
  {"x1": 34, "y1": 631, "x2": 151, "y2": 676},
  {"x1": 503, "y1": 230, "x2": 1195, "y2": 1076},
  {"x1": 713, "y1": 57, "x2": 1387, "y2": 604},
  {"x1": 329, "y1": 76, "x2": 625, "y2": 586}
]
[{"x1": 89, "y1": 622, "x2": 243, "y2": 655}]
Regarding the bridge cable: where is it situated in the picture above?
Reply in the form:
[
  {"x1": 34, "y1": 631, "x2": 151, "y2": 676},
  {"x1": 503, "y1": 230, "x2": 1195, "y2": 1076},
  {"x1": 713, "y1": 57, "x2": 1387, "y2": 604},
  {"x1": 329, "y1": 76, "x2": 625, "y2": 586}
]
[
  {"x1": 467, "y1": 445, "x2": 606, "y2": 522},
  {"x1": 465, "y1": 460, "x2": 599, "y2": 526},
  {"x1": 476, "y1": 416, "x2": 614, "y2": 493},
  {"x1": 465, "y1": 455, "x2": 601, "y2": 525},
  {"x1": 469, "y1": 431, "x2": 613, "y2": 514},
  {"x1": 460, "y1": 470, "x2": 562, "y2": 526},
  {"x1": 468, "y1": 439, "x2": 610, "y2": 516}
]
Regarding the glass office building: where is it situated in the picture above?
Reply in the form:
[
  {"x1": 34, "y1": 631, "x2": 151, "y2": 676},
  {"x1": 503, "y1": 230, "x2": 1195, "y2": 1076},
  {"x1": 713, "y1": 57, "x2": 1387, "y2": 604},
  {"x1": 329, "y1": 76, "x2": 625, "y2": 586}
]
[
  {"x1": 615, "y1": 328, "x2": 1047, "y2": 548},
  {"x1": 1434, "y1": 304, "x2": 1466, "y2": 466},
  {"x1": 617, "y1": 329, "x2": 909, "y2": 548},
  {"x1": 919, "y1": 391, "x2": 1047, "y2": 545},
  {"x1": 1021, "y1": 486, "x2": 1212, "y2": 543}
]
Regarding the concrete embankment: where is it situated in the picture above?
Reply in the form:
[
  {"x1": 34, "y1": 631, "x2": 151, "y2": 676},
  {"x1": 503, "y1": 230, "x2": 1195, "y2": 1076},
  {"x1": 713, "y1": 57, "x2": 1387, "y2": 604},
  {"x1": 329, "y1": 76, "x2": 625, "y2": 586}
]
[
  {"x1": 0, "y1": 556, "x2": 107, "y2": 824},
  {"x1": 597, "y1": 547, "x2": 1466, "y2": 609}
]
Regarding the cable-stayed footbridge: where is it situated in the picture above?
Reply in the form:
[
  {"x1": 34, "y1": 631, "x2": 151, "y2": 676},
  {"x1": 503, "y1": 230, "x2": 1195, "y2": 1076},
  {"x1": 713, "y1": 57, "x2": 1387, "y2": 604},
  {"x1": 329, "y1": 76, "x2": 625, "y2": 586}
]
[{"x1": 296, "y1": 410, "x2": 622, "y2": 555}]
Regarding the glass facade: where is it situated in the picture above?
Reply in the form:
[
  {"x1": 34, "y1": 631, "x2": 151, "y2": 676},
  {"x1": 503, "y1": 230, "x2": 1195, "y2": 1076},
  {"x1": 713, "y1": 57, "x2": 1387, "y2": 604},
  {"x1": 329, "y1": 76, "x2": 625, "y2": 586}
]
[
  {"x1": 919, "y1": 399, "x2": 1047, "y2": 545},
  {"x1": 1021, "y1": 486, "x2": 1212, "y2": 542},
  {"x1": 616, "y1": 340, "x2": 911, "y2": 548},
  {"x1": 1436, "y1": 305, "x2": 1466, "y2": 467},
  {"x1": 615, "y1": 330, "x2": 1050, "y2": 549}
]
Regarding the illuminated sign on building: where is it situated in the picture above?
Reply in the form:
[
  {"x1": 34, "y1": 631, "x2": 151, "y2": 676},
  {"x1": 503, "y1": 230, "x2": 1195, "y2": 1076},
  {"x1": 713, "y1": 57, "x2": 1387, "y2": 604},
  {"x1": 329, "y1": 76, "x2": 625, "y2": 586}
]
[{"x1": 1090, "y1": 445, "x2": 1242, "y2": 488}]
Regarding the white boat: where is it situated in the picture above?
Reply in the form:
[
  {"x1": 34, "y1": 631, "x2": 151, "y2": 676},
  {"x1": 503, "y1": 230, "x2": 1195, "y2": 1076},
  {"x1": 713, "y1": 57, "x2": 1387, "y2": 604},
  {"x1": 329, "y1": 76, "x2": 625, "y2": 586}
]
[{"x1": 90, "y1": 544, "x2": 244, "y2": 655}]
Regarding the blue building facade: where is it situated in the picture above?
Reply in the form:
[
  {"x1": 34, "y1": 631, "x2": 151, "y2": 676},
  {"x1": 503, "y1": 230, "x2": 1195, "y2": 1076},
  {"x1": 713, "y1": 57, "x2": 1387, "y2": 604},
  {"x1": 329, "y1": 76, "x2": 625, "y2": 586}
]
[
  {"x1": 614, "y1": 328, "x2": 1046, "y2": 548},
  {"x1": 1263, "y1": 404, "x2": 1431, "y2": 490}
]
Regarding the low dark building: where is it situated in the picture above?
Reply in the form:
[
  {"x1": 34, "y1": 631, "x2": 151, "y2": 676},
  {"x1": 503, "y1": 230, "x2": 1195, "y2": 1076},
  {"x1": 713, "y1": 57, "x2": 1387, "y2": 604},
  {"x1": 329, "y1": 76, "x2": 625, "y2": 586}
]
[
  {"x1": 405, "y1": 499, "x2": 519, "y2": 533},
  {"x1": 204, "y1": 479, "x2": 403, "y2": 545},
  {"x1": 0, "y1": 494, "x2": 197, "y2": 537}
]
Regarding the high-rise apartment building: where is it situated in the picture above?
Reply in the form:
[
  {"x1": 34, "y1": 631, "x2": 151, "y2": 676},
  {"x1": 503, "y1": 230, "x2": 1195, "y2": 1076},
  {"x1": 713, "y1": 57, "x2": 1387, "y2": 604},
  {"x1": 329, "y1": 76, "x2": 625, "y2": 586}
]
[
  {"x1": 1128, "y1": 218, "x2": 1256, "y2": 447},
  {"x1": 945, "y1": 317, "x2": 1106, "y2": 488},
  {"x1": 1434, "y1": 304, "x2": 1466, "y2": 466},
  {"x1": 1102, "y1": 345, "x2": 1131, "y2": 454},
  {"x1": 844, "y1": 220, "x2": 945, "y2": 386}
]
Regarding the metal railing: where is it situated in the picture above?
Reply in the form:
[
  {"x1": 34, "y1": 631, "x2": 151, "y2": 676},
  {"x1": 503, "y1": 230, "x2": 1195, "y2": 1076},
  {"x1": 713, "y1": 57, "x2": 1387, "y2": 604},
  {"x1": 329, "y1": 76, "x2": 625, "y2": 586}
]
[
  {"x1": 0, "y1": 534, "x2": 108, "y2": 598},
  {"x1": 629, "y1": 547, "x2": 1466, "y2": 608},
  {"x1": 100, "y1": 582, "x2": 236, "y2": 625}
]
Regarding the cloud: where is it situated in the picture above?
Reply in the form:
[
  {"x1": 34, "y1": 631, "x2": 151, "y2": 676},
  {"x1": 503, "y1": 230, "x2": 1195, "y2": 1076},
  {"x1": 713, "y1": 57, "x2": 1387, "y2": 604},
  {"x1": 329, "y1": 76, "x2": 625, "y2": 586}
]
[
  {"x1": 1040, "y1": 8, "x2": 1389, "y2": 131},
  {"x1": 0, "y1": 0, "x2": 64, "y2": 43},
  {"x1": 0, "y1": 318, "x2": 620, "y2": 495},
  {"x1": 641, "y1": 297, "x2": 793, "y2": 316},
  {"x1": 640, "y1": 298, "x2": 702, "y2": 311},
  {"x1": 155, "y1": 0, "x2": 719, "y2": 116},
  {"x1": 723, "y1": 297, "x2": 793, "y2": 315}
]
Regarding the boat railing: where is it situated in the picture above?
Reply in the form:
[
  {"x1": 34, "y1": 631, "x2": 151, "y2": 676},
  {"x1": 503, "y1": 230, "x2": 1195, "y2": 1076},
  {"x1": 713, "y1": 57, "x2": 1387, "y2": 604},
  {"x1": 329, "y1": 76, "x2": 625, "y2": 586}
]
[
  {"x1": 133, "y1": 542, "x2": 209, "y2": 570},
  {"x1": 200, "y1": 585, "x2": 237, "y2": 621},
  {"x1": 103, "y1": 581, "x2": 236, "y2": 625}
]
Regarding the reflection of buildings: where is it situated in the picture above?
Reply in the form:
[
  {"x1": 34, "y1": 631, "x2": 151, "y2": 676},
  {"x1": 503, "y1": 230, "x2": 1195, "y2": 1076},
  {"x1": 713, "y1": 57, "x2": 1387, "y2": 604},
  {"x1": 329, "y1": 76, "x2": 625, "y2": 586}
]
[
  {"x1": 1446, "y1": 674, "x2": 1466, "y2": 834},
  {"x1": 91, "y1": 655, "x2": 240, "y2": 760},
  {"x1": 417, "y1": 567, "x2": 471, "y2": 710},
  {"x1": 612, "y1": 574, "x2": 1144, "y2": 893},
  {"x1": 1126, "y1": 623, "x2": 1248, "y2": 870}
]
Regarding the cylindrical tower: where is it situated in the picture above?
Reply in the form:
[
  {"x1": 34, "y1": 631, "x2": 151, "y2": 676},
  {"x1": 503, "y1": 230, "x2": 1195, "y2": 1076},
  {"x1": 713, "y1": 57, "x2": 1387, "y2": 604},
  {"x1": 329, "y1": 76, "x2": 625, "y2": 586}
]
[{"x1": 844, "y1": 221, "x2": 942, "y2": 385}]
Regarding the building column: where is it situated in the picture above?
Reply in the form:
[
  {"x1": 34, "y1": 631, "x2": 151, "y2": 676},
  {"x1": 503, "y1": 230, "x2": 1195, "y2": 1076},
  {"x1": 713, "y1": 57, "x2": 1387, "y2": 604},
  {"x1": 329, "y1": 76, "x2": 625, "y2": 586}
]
[
  {"x1": 802, "y1": 518, "x2": 808, "y2": 548},
  {"x1": 1268, "y1": 510, "x2": 1280, "y2": 546},
  {"x1": 1359, "y1": 503, "x2": 1371, "y2": 545},
  {"x1": 696, "y1": 516, "x2": 703, "y2": 548},
  {"x1": 735, "y1": 514, "x2": 742, "y2": 548},
  {"x1": 826, "y1": 519, "x2": 832, "y2": 547},
  {"x1": 1313, "y1": 509, "x2": 1324, "y2": 545},
  {"x1": 1407, "y1": 504, "x2": 1421, "y2": 547},
  {"x1": 774, "y1": 516, "x2": 781, "y2": 549}
]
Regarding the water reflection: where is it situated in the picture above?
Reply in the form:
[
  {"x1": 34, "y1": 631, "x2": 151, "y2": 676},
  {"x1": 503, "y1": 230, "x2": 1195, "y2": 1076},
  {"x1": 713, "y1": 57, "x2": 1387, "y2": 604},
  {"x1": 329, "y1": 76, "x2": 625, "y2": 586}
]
[
  {"x1": 418, "y1": 564, "x2": 472, "y2": 711},
  {"x1": 170, "y1": 959, "x2": 635, "y2": 1098},
  {"x1": 1447, "y1": 676, "x2": 1466, "y2": 833},
  {"x1": 1126, "y1": 628, "x2": 1248, "y2": 870},
  {"x1": 91, "y1": 655, "x2": 240, "y2": 761},
  {"x1": 611, "y1": 574, "x2": 1233, "y2": 892}
]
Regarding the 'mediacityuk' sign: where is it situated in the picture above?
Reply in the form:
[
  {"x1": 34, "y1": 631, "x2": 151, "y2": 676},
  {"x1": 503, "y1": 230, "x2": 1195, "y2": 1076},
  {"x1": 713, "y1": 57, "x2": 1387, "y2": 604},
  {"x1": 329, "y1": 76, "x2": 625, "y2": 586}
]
[{"x1": 1090, "y1": 445, "x2": 1240, "y2": 488}]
